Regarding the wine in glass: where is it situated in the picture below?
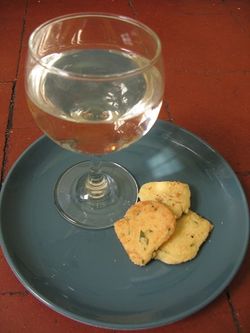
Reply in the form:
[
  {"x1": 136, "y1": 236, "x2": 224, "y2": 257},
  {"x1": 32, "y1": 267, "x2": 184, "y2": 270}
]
[{"x1": 25, "y1": 13, "x2": 164, "y2": 229}]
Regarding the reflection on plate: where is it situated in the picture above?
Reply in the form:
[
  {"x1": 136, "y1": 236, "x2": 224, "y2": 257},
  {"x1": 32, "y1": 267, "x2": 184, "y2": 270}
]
[{"x1": 0, "y1": 120, "x2": 249, "y2": 329}]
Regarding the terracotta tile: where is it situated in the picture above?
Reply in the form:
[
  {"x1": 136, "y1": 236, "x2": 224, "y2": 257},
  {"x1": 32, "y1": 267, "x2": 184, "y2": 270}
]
[
  {"x1": 26, "y1": 0, "x2": 134, "y2": 30},
  {"x1": 0, "y1": 1, "x2": 26, "y2": 81},
  {"x1": 134, "y1": 0, "x2": 250, "y2": 75},
  {"x1": 11, "y1": 38, "x2": 35, "y2": 129},
  {"x1": 227, "y1": 0, "x2": 250, "y2": 38},
  {"x1": 0, "y1": 0, "x2": 26, "y2": 15},
  {"x1": 164, "y1": 72, "x2": 250, "y2": 174}
]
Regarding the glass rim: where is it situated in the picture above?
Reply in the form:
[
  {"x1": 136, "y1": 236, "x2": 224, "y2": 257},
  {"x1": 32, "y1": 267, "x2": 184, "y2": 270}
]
[{"x1": 28, "y1": 12, "x2": 162, "y2": 80}]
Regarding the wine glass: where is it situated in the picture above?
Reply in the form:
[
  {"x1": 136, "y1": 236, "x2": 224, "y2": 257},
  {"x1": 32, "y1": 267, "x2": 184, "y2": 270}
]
[{"x1": 25, "y1": 13, "x2": 164, "y2": 229}]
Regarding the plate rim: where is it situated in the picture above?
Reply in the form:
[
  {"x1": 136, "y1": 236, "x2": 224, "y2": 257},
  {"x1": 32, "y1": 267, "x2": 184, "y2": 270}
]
[{"x1": 0, "y1": 120, "x2": 249, "y2": 330}]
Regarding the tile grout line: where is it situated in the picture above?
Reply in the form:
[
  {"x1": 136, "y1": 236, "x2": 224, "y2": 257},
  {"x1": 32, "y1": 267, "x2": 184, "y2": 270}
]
[
  {"x1": 14, "y1": 0, "x2": 29, "y2": 79},
  {"x1": 226, "y1": 289, "x2": 243, "y2": 333},
  {"x1": 164, "y1": 99, "x2": 174, "y2": 122},
  {"x1": 128, "y1": 0, "x2": 138, "y2": 18},
  {"x1": 0, "y1": 81, "x2": 17, "y2": 189},
  {"x1": 0, "y1": 290, "x2": 29, "y2": 297},
  {"x1": 0, "y1": 0, "x2": 28, "y2": 189},
  {"x1": 0, "y1": 80, "x2": 15, "y2": 84}
]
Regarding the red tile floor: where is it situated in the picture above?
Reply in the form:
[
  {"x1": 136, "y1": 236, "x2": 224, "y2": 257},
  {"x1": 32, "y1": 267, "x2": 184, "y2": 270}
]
[{"x1": 0, "y1": 0, "x2": 249, "y2": 332}]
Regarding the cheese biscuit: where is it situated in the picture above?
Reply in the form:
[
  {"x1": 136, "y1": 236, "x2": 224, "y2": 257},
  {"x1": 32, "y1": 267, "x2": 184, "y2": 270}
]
[
  {"x1": 138, "y1": 181, "x2": 191, "y2": 218},
  {"x1": 156, "y1": 210, "x2": 213, "y2": 264},
  {"x1": 114, "y1": 201, "x2": 176, "y2": 266}
]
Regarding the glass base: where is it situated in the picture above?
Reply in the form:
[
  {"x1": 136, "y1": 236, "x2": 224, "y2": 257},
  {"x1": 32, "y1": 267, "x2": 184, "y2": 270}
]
[{"x1": 54, "y1": 161, "x2": 138, "y2": 229}]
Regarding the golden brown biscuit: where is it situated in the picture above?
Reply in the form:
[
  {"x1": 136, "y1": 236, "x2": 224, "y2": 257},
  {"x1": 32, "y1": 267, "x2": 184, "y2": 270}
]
[
  {"x1": 156, "y1": 210, "x2": 213, "y2": 264},
  {"x1": 138, "y1": 181, "x2": 191, "y2": 218},
  {"x1": 114, "y1": 201, "x2": 176, "y2": 266}
]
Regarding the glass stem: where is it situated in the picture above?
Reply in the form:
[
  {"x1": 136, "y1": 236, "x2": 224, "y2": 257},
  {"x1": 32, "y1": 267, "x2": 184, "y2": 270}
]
[{"x1": 84, "y1": 156, "x2": 109, "y2": 199}]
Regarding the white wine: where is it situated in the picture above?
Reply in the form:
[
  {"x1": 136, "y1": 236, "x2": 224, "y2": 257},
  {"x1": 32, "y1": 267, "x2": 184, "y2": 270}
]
[{"x1": 27, "y1": 49, "x2": 163, "y2": 154}]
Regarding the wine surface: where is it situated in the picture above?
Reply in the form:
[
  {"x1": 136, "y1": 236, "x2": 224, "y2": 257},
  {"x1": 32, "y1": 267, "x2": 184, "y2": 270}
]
[{"x1": 27, "y1": 49, "x2": 163, "y2": 154}]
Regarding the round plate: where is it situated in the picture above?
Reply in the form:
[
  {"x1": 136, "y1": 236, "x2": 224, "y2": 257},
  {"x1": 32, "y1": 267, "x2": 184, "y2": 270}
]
[{"x1": 0, "y1": 120, "x2": 249, "y2": 329}]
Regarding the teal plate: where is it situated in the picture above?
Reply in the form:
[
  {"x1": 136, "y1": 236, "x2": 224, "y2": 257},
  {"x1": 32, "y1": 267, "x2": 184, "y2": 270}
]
[{"x1": 0, "y1": 120, "x2": 249, "y2": 329}]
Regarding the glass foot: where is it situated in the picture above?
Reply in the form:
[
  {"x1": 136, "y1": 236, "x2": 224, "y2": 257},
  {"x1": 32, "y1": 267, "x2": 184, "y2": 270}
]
[{"x1": 54, "y1": 161, "x2": 138, "y2": 229}]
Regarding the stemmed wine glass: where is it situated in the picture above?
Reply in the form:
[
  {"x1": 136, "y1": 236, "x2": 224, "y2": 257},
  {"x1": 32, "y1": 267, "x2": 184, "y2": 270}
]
[{"x1": 25, "y1": 13, "x2": 164, "y2": 229}]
